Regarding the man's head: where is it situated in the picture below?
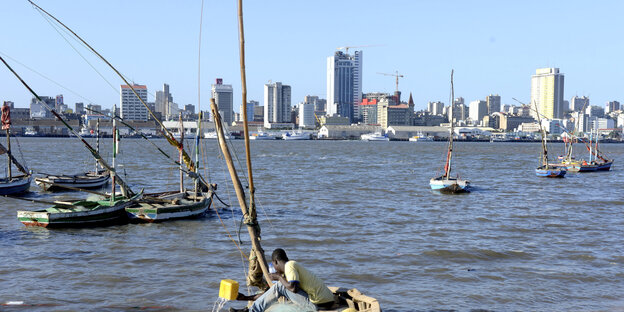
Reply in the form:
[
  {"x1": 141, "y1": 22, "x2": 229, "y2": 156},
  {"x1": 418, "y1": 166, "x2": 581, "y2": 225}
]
[{"x1": 271, "y1": 248, "x2": 289, "y2": 274}]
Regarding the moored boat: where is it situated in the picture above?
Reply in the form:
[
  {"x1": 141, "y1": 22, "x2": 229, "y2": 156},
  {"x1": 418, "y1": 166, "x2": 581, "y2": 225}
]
[
  {"x1": 535, "y1": 165, "x2": 566, "y2": 178},
  {"x1": 360, "y1": 131, "x2": 389, "y2": 141},
  {"x1": 250, "y1": 131, "x2": 276, "y2": 140},
  {"x1": 0, "y1": 175, "x2": 32, "y2": 195},
  {"x1": 125, "y1": 189, "x2": 214, "y2": 222},
  {"x1": 1, "y1": 102, "x2": 32, "y2": 196},
  {"x1": 282, "y1": 131, "x2": 310, "y2": 140},
  {"x1": 35, "y1": 170, "x2": 110, "y2": 191}
]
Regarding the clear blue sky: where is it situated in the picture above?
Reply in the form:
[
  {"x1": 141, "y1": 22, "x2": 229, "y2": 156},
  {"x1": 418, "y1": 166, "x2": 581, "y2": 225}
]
[{"x1": 0, "y1": 0, "x2": 622, "y2": 112}]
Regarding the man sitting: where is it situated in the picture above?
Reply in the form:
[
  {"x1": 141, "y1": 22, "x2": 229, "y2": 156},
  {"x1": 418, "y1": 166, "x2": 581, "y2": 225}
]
[{"x1": 230, "y1": 248, "x2": 335, "y2": 312}]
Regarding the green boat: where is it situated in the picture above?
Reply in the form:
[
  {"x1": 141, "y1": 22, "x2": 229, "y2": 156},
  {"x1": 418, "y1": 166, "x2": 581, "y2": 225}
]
[{"x1": 17, "y1": 191, "x2": 143, "y2": 228}]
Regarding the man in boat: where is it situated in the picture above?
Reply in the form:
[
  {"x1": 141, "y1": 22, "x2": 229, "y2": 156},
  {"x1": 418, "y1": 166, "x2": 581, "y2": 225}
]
[{"x1": 230, "y1": 248, "x2": 335, "y2": 312}]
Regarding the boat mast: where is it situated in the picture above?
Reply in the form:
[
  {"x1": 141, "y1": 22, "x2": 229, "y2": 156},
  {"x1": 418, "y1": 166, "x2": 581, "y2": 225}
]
[
  {"x1": 96, "y1": 118, "x2": 100, "y2": 173},
  {"x1": 179, "y1": 113, "x2": 184, "y2": 193},
  {"x1": 2, "y1": 103, "x2": 11, "y2": 180},
  {"x1": 444, "y1": 70, "x2": 454, "y2": 179},
  {"x1": 111, "y1": 105, "x2": 117, "y2": 202},
  {"x1": 533, "y1": 101, "x2": 548, "y2": 168},
  {"x1": 194, "y1": 112, "x2": 201, "y2": 195}
]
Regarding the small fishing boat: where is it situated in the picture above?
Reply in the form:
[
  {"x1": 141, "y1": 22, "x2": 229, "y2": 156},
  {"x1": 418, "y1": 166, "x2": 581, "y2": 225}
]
[
  {"x1": 0, "y1": 102, "x2": 32, "y2": 196},
  {"x1": 17, "y1": 191, "x2": 143, "y2": 227},
  {"x1": 360, "y1": 131, "x2": 389, "y2": 141},
  {"x1": 408, "y1": 132, "x2": 433, "y2": 142},
  {"x1": 533, "y1": 101, "x2": 566, "y2": 178},
  {"x1": 430, "y1": 70, "x2": 470, "y2": 193},
  {"x1": 585, "y1": 130, "x2": 614, "y2": 171},
  {"x1": 35, "y1": 170, "x2": 110, "y2": 191},
  {"x1": 125, "y1": 189, "x2": 214, "y2": 222},
  {"x1": 282, "y1": 130, "x2": 311, "y2": 140}
]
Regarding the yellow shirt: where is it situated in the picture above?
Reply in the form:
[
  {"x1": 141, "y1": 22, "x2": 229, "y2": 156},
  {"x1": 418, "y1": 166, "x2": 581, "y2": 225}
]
[{"x1": 284, "y1": 260, "x2": 334, "y2": 304}]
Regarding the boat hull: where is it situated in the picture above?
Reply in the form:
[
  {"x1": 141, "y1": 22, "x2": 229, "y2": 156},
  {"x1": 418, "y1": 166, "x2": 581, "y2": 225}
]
[
  {"x1": 125, "y1": 191, "x2": 214, "y2": 222},
  {"x1": 429, "y1": 177, "x2": 470, "y2": 193},
  {"x1": 0, "y1": 175, "x2": 31, "y2": 196},
  {"x1": 595, "y1": 160, "x2": 613, "y2": 171},
  {"x1": 17, "y1": 192, "x2": 142, "y2": 228},
  {"x1": 35, "y1": 171, "x2": 110, "y2": 191},
  {"x1": 535, "y1": 167, "x2": 566, "y2": 178}
]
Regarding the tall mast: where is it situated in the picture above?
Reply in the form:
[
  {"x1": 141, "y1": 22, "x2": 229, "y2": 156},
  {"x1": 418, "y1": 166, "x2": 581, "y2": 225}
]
[
  {"x1": 111, "y1": 105, "x2": 117, "y2": 202},
  {"x1": 4, "y1": 116, "x2": 11, "y2": 180},
  {"x1": 96, "y1": 118, "x2": 100, "y2": 173},
  {"x1": 444, "y1": 70, "x2": 454, "y2": 179},
  {"x1": 179, "y1": 113, "x2": 184, "y2": 193},
  {"x1": 194, "y1": 112, "x2": 201, "y2": 195}
]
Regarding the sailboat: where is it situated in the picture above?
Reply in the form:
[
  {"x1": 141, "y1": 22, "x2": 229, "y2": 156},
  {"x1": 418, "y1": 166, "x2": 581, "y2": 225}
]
[
  {"x1": 533, "y1": 101, "x2": 566, "y2": 178},
  {"x1": 0, "y1": 102, "x2": 32, "y2": 195},
  {"x1": 35, "y1": 119, "x2": 110, "y2": 191},
  {"x1": 211, "y1": 1, "x2": 380, "y2": 310},
  {"x1": 430, "y1": 70, "x2": 470, "y2": 193},
  {"x1": 125, "y1": 113, "x2": 215, "y2": 222},
  {"x1": 585, "y1": 129, "x2": 613, "y2": 171}
]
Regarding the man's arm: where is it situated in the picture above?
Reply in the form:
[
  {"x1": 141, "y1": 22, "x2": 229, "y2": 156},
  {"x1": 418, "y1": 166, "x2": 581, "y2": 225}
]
[{"x1": 270, "y1": 273, "x2": 300, "y2": 293}]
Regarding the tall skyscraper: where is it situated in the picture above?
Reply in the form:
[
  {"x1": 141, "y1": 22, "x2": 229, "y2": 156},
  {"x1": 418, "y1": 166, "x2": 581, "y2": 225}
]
[
  {"x1": 530, "y1": 68, "x2": 565, "y2": 120},
  {"x1": 263, "y1": 82, "x2": 291, "y2": 128},
  {"x1": 570, "y1": 96, "x2": 589, "y2": 112},
  {"x1": 486, "y1": 94, "x2": 501, "y2": 114},
  {"x1": 155, "y1": 83, "x2": 174, "y2": 119},
  {"x1": 327, "y1": 50, "x2": 362, "y2": 122},
  {"x1": 211, "y1": 78, "x2": 234, "y2": 125},
  {"x1": 120, "y1": 84, "x2": 148, "y2": 121}
]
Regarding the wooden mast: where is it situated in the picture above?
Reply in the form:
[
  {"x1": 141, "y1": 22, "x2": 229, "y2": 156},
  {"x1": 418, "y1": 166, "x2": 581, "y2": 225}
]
[
  {"x1": 533, "y1": 101, "x2": 548, "y2": 168},
  {"x1": 444, "y1": 70, "x2": 454, "y2": 179},
  {"x1": 178, "y1": 113, "x2": 184, "y2": 193},
  {"x1": 5, "y1": 128, "x2": 10, "y2": 180},
  {"x1": 111, "y1": 105, "x2": 117, "y2": 202}
]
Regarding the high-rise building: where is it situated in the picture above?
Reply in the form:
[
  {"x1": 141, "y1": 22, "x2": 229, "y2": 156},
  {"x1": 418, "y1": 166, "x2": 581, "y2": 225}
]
[
  {"x1": 120, "y1": 84, "x2": 148, "y2": 121},
  {"x1": 211, "y1": 78, "x2": 234, "y2": 125},
  {"x1": 30, "y1": 96, "x2": 54, "y2": 118},
  {"x1": 427, "y1": 101, "x2": 444, "y2": 116},
  {"x1": 486, "y1": 94, "x2": 501, "y2": 114},
  {"x1": 155, "y1": 83, "x2": 174, "y2": 119},
  {"x1": 469, "y1": 100, "x2": 488, "y2": 125},
  {"x1": 327, "y1": 50, "x2": 362, "y2": 122},
  {"x1": 605, "y1": 100, "x2": 620, "y2": 113},
  {"x1": 531, "y1": 68, "x2": 565, "y2": 120},
  {"x1": 454, "y1": 97, "x2": 466, "y2": 121},
  {"x1": 570, "y1": 96, "x2": 589, "y2": 112},
  {"x1": 263, "y1": 82, "x2": 291, "y2": 128},
  {"x1": 75, "y1": 102, "x2": 85, "y2": 115},
  {"x1": 586, "y1": 105, "x2": 605, "y2": 118},
  {"x1": 239, "y1": 100, "x2": 258, "y2": 122},
  {"x1": 298, "y1": 102, "x2": 315, "y2": 128}
]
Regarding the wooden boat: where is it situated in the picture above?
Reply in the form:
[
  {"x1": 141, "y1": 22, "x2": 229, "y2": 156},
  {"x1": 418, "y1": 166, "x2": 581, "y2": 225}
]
[
  {"x1": 0, "y1": 102, "x2": 32, "y2": 196},
  {"x1": 430, "y1": 70, "x2": 470, "y2": 193},
  {"x1": 17, "y1": 191, "x2": 142, "y2": 228},
  {"x1": 211, "y1": 2, "x2": 381, "y2": 310},
  {"x1": 585, "y1": 129, "x2": 614, "y2": 171},
  {"x1": 532, "y1": 101, "x2": 566, "y2": 178},
  {"x1": 35, "y1": 170, "x2": 110, "y2": 191},
  {"x1": 125, "y1": 190, "x2": 214, "y2": 222}
]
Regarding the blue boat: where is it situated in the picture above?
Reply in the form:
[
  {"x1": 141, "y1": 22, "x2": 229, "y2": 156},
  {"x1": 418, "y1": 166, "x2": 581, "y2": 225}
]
[
  {"x1": 532, "y1": 100, "x2": 566, "y2": 178},
  {"x1": 535, "y1": 166, "x2": 566, "y2": 178},
  {"x1": 1, "y1": 103, "x2": 32, "y2": 196},
  {"x1": 0, "y1": 175, "x2": 32, "y2": 195}
]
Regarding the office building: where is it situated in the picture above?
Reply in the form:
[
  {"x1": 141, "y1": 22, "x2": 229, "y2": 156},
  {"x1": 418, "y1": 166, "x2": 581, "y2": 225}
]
[
  {"x1": 264, "y1": 82, "x2": 291, "y2": 128},
  {"x1": 486, "y1": 94, "x2": 501, "y2": 114},
  {"x1": 606, "y1": 101, "x2": 620, "y2": 113},
  {"x1": 120, "y1": 84, "x2": 148, "y2": 121},
  {"x1": 298, "y1": 102, "x2": 315, "y2": 128},
  {"x1": 427, "y1": 101, "x2": 444, "y2": 116},
  {"x1": 211, "y1": 78, "x2": 234, "y2": 125},
  {"x1": 570, "y1": 96, "x2": 589, "y2": 112},
  {"x1": 530, "y1": 68, "x2": 565, "y2": 120},
  {"x1": 469, "y1": 100, "x2": 488, "y2": 125},
  {"x1": 327, "y1": 50, "x2": 362, "y2": 122},
  {"x1": 239, "y1": 100, "x2": 258, "y2": 122}
]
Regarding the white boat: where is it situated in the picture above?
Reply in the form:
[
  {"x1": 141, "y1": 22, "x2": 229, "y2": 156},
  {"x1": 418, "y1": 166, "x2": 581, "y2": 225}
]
[
  {"x1": 24, "y1": 127, "x2": 37, "y2": 136},
  {"x1": 204, "y1": 131, "x2": 231, "y2": 140},
  {"x1": 249, "y1": 131, "x2": 276, "y2": 140},
  {"x1": 408, "y1": 132, "x2": 434, "y2": 142},
  {"x1": 35, "y1": 170, "x2": 110, "y2": 191},
  {"x1": 361, "y1": 132, "x2": 389, "y2": 141},
  {"x1": 282, "y1": 131, "x2": 310, "y2": 140}
]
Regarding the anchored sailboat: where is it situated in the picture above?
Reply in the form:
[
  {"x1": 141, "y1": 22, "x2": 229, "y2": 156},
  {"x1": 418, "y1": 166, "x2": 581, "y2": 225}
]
[
  {"x1": 0, "y1": 101, "x2": 32, "y2": 195},
  {"x1": 430, "y1": 70, "x2": 470, "y2": 193},
  {"x1": 533, "y1": 101, "x2": 566, "y2": 178}
]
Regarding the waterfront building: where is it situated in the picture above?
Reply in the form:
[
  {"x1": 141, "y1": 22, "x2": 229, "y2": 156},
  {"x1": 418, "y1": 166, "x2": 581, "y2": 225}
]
[
  {"x1": 263, "y1": 82, "x2": 291, "y2": 128},
  {"x1": 155, "y1": 83, "x2": 174, "y2": 120},
  {"x1": 427, "y1": 101, "x2": 444, "y2": 116},
  {"x1": 386, "y1": 125, "x2": 449, "y2": 140},
  {"x1": 298, "y1": 102, "x2": 315, "y2": 129},
  {"x1": 253, "y1": 105, "x2": 264, "y2": 122},
  {"x1": 592, "y1": 117, "x2": 615, "y2": 132},
  {"x1": 317, "y1": 124, "x2": 379, "y2": 139},
  {"x1": 605, "y1": 101, "x2": 620, "y2": 114},
  {"x1": 486, "y1": 94, "x2": 501, "y2": 114},
  {"x1": 469, "y1": 100, "x2": 488, "y2": 125},
  {"x1": 239, "y1": 100, "x2": 258, "y2": 122},
  {"x1": 530, "y1": 68, "x2": 565, "y2": 120},
  {"x1": 570, "y1": 96, "x2": 589, "y2": 112},
  {"x1": 454, "y1": 97, "x2": 466, "y2": 121},
  {"x1": 360, "y1": 98, "x2": 379, "y2": 125},
  {"x1": 542, "y1": 119, "x2": 564, "y2": 135},
  {"x1": 497, "y1": 114, "x2": 536, "y2": 132},
  {"x1": 327, "y1": 50, "x2": 362, "y2": 122},
  {"x1": 30, "y1": 96, "x2": 55, "y2": 119},
  {"x1": 120, "y1": 84, "x2": 148, "y2": 121},
  {"x1": 378, "y1": 102, "x2": 411, "y2": 128},
  {"x1": 75, "y1": 102, "x2": 85, "y2": 115},
  {"x1": 211, "y1": 78, "x2": 234, "y2": 125},
  {"x1": 586, "y1": 105, "x2": 604, "y2": 118},
  {"x1": 320, "y1": 115, "x2": 350, "y2": 126}
]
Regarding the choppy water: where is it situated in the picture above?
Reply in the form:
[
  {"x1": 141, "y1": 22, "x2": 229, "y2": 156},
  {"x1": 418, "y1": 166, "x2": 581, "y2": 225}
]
[{"x1": 1, "y1": 137, "x2": 623, "y2": 311}]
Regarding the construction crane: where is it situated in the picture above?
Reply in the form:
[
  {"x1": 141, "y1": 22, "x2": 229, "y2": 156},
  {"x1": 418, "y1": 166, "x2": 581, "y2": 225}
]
[
  {"x1": 377, "y1": 71, "x2": 404, "y2": 93},
  {"x1": 336, "y1": 44, "x2": 384, "y2": 54}
]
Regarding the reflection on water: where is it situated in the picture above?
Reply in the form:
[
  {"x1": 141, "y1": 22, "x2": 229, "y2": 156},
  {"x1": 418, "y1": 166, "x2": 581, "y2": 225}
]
[{"x1": 1, "y1": 138, "x2": 623, "y2": 311}]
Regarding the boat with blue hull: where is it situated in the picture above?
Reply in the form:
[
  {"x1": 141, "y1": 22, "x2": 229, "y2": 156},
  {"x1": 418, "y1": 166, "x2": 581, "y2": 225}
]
[
  {"x1": 1, "y1": 102, "x2": 32, "y2": 196},
  {"x1": 532, "y1": 100, "x2": 566, "y2": 178},
  {"x1": 535, "y1": 166, "x2": 566, "y2": 178},
  {"x1": 0, "y1": 175, "x2": 32, "y2": 195}
]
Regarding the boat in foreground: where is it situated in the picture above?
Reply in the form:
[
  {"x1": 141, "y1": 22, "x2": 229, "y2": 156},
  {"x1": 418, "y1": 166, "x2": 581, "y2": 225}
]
[
  {"x1": 17, "y1": 191, "x2": 143, "y2": 228},
  {"x1": 0, "y1": 175, "x2": 32, "y2": 195},
  {"x1": 35, "y1": 170, "x2": 110, "y2": 191},
  {"x1": 1, "y1": 102, "x2": 32, "y2": 196},
  {"x1": 125, "y1": 189, "x2": 214, "y2": 222},
  {"x1": 429, "y1": 176, "x2": 470, "y2": 193}
]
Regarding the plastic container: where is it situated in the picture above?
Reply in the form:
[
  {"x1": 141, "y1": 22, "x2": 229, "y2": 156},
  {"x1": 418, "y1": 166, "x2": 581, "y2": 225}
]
[{"x1": 218, "y1": 279, "x2": 239, "y2": 300}]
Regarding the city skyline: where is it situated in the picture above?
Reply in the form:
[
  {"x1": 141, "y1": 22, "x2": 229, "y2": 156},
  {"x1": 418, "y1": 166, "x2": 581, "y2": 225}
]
[{"x1": 0, "y1": 1, "x2": 622, "y2": 113}]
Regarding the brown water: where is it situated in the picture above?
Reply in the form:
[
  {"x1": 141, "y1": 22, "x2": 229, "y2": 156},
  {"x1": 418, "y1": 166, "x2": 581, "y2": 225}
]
[{"x1": 1, "y1": 137, "x2": 623, "y2": 311}]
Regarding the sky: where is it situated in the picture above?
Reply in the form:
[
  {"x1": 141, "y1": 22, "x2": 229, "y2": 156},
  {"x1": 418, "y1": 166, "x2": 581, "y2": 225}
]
[{"x1": 0, "y1": 0, "x2": 622, "y2": 113}]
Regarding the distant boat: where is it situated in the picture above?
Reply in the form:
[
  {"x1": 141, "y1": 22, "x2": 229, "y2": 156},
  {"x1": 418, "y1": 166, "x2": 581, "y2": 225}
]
[
  {"x1": 204, "y1": 131, "x2": 231, "y2": 140},
  {"x1": 0, "y1": 103, "x2": 32, "y2": 196},
  {"x1": 408, "y1": 132, "x2": 433, "y2": 142},
  {"x1": 249, "y1": 131, "x2": 276, "y2": 140},
  {"x1": 24, "y1": 127, "x2": 37, "y2": 136},
  {"x1": 430, "y1": 70, "x2": 470, "y2": 193},
  {"x1": 532, "y1": 101, "x2": 566, "y2": 178},
  {"x1": 282, "y1": 130, "x2": 310, "y2": 140},
  {"x1": 361, "y1": 131, "x2": 389, "y2": 141},
  {"x1": 585, "y1": 129, "x2": 614, "y2": 171}
]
